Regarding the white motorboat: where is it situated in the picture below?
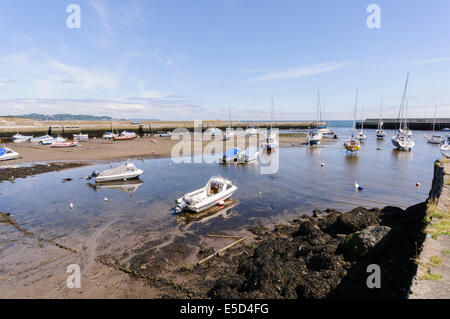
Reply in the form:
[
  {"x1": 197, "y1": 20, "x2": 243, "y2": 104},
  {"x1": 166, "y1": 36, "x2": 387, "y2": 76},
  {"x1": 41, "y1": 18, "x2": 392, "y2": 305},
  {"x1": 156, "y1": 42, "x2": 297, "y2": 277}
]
[
  {"x1": 0, "y1": 147, "x2": 19, "y2": 161},
  {"x1": 12, "y1": 133, "x2": 33, "y2": 143},
  {"x1": 219, "y1": 148, "x2": 241, "y2": 163},
  {"x1": 42, "y1": 136, "x2": 66, "y2": 145},
  {"x1": 307, "y1": 129, "x2": 323, "y2": 145},
  {"x1": 73, "y1": 133, "x2": 89, "y2": 141},
  {"x1": 31, "y1": 135, "x2": 51, "y2": 143},
  {"x1": 175, "y1": 176, "x2": 237, "y2": 213},
  {"x1": 440, "y1": 143, "x2": 450, "y2": 158},
  {"x1": 95, "y1": 163, "x2": 143, "y2": 182},
  {"x1": 392, "y1": 73, "x2": 415, "y2": 151},
  {"x1": 103, "y1": 132, "x2": 118, "y2": 140},
  {"x1": 155, "y1": 131, "x2": 172, "y2": 137},
  {"x1": 236, "y1": 147, "x2": 259, "y2": 163}
]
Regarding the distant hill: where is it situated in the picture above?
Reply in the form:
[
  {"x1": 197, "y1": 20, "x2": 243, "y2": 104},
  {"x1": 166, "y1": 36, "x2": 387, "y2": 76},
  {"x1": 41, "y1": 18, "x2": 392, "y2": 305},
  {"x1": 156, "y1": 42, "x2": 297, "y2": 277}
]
[{"x1": 2, "y1": 113, "x2": 114, "y2": 121}]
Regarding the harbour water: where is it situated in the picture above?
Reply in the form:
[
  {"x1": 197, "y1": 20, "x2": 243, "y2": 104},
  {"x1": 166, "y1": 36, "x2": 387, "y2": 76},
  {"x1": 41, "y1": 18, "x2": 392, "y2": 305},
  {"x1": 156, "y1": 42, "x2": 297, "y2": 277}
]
[{"x1": 0, "y1": 128, "x2": 442, "y2": 241}]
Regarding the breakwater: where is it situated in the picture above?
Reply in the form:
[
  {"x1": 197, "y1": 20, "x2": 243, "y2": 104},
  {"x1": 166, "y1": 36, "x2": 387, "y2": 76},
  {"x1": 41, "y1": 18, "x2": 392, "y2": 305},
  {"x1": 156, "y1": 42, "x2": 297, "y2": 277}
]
[
  {"x1": 358, "y1": 118, "x2": 450, "y2": 130},
  {"x1": 0, "y1": 121, "x2": 323, "y2": 140}
]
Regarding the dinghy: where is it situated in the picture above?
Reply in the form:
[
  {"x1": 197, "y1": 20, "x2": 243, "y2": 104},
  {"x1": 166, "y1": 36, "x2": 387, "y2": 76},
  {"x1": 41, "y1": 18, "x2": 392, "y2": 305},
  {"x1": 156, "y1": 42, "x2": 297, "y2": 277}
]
[
  {"x1": 51, "y1": 141, "x2": 78, "y2": 148},
  {"x1": 12, "y1": 133, "x2": 33, "y2": 143},
  {"x1": 219, "y1": 148, "x2": 241, "y2": 163},
  {"x1": 175, "y1": 176, "x2": 237, "y2": 213},
  {"x1": 0, "y1": 147, "x2": 19, "y2": 161},
  {"x1": 95, "y1": 163, "x2": 143, "y2": 182},
  {"x1": 113, "y1": 131, "x2": 137, "y2": 141}
]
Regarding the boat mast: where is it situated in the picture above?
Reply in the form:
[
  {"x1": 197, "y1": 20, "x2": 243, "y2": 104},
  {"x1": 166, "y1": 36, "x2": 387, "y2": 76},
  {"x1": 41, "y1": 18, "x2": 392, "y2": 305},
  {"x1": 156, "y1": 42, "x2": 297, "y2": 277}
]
[
  {"x1": 398, "y1": 73, "x2": 409, "y2": 131},
  {"x1": 270, "y1": 97, "x2": 274, "y2": 130},
  {"x1": 316, "y1": 88, "x2": 320, "y2": 129},
  {"x1": 432, "y1": 106, "x2": 437, "y2": 133},
  {"x1": 353, "y1": 89, "x2": 358, "y2": 134}
]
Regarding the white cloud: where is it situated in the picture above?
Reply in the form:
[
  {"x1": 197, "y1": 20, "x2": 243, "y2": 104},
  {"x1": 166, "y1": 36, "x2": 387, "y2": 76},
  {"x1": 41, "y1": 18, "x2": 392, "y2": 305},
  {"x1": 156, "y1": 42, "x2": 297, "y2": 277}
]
[
  {"x1": 248, "y1": 61, "x2": 349, "y2": 82},
  {"x1": 405, "y1": 57, "x2": 450, "y2": 66}
]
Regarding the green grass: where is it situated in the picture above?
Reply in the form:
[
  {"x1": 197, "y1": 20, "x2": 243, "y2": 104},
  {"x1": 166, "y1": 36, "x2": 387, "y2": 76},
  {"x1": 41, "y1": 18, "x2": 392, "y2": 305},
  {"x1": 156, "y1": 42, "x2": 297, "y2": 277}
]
[
  {"x1": 443, "y1": 250, "x2": 450, "y2": 255},
  {"x1": 430, "y1": 255, "x2": 443, "y2": 266},
  {"x1": 420, "y1": 272, "x2": 444, "y2": 281},
  {"x1": 426, "y1": 202, "x2": 450, "y2": 239}
]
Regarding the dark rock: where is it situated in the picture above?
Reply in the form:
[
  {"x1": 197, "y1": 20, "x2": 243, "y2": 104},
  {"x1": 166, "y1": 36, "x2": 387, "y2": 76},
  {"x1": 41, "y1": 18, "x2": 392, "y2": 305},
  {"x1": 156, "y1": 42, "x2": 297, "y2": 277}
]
[{"x1": 339, "y1": 225, "x2": 391, "y2": 260}]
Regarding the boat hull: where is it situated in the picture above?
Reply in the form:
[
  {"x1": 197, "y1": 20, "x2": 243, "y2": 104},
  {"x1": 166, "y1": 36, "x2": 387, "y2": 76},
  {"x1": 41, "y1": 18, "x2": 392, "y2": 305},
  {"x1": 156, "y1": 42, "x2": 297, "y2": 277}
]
[
  {"x1": 391, "y1": 137, "x2": 415, "y2": 150},
  {"x1": 96, "y1": 170, "x2": 143, "y2": 182}
]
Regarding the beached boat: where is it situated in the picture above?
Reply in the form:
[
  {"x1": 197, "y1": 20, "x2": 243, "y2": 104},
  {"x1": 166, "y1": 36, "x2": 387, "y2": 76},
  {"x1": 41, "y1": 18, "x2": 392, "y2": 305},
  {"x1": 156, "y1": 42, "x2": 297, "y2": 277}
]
[
  {"x1": 440, "y1": 143, "x2": 450, "y2": 158},
  {"x1": 113, "y1": 131, "x2": 137, "y2": 141},
  {"x1": 204, "y1": 128, "x2": 223, "y2": 137},
  {"x1": 344, "y1": 90, "x2": 361, "y2": 153},
  {"x1": 103, "y1": 132, "x2": 118, "y2": 140},
  {"x1": 236, "y1": 147, "x2": 259, "y2": 163},
  {"x1": 392, "y1": 73, "x2": 415, "y2": 151},
  {"x1": 219, "y1": 148, "x2": 241, "y2": 163},
  {"x1": 245, "y1": 127, "x2": 259, "y2": 137},
  {"x1": 95, "y1": 163, "x2": 143, "y2": 182},
  {"x1": 155, "y1": 131, "x2": 172, "y2": 137},
  {"x1": 12, "y1": 133, "x2": 33, "y2": 143},
  {"x1": 175, "y1": 176, "x2": 237, "y2": 213},
  {"x1": 307, "y1": 129, "x2": 323, "y2": 145},
  {"x1": 0, "y1": 147, "x2": 19, "y2": 161},
  {"x1": 51, "y1": 141, "x2": 78, "y2": 148},
  {"x1": 73, "y1": 133, "x2": 89, "y2": 141},
  {"x1": 42, "y1": 136, "x2": 66, "y2": 145},
  {"x1": 261, "y1": 129, "x2": 278, "y2": 151},
  {"x1": 31, "y1": 135, "x2": 52, "y2": 143}
]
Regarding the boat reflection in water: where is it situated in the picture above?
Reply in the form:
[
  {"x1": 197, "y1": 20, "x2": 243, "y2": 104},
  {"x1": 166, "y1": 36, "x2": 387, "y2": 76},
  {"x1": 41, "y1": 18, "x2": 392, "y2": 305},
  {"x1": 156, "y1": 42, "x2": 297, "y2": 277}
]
[
  {"x1": 87, "y1": 178, "x2": 144, "y2": 195},
  {"x1": 176, "y1": 199, "x2": 237, "y2": 230}
]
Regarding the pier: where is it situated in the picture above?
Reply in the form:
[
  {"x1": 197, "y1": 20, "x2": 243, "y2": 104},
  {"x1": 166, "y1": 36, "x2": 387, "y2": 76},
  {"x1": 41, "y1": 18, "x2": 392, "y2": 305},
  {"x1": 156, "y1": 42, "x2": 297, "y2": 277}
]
[{"x1": 358, "y1": 118, "x2": 450, "y2": 130}]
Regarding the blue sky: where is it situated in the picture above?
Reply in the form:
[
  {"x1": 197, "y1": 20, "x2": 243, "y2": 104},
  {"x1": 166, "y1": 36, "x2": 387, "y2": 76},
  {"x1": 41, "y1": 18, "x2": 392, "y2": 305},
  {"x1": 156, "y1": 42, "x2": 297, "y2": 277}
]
[{"x1": 0, "y1": 0, "x2": 450, "y2": 120}]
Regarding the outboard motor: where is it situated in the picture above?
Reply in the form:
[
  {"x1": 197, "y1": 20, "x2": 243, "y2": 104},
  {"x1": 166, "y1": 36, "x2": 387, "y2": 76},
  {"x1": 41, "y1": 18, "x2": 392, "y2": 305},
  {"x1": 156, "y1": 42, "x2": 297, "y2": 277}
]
[{"x1": 87, "y1": 170, "x2": 100, "y2": 180}]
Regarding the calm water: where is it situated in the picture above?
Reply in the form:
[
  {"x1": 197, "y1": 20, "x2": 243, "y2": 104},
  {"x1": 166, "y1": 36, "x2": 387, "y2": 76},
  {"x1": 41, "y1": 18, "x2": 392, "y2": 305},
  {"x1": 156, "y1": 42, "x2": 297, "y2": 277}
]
[{"x1": 0, "y1": 128, "x2": 443, "y2": 240}]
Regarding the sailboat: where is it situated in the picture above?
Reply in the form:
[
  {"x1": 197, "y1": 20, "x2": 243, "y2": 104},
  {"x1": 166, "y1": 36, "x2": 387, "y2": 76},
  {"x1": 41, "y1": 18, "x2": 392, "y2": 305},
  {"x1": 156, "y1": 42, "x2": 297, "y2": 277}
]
[
  {"x1": 261, "y1": 98, "x2": 278, "y2": 151},
  {"x1": 356, "y1": 104, "x2": 367, "y2": 142},
  {"x1": 344, "y1": 90, "x2": 361, "y2": 153},
  {"x1": 426, "y1": 106, "x2": 443, "y2": 144},
  {"x1": 392, "y1": 73, "x2": 415, "y2": 151},
  {"x1": 307, "y1": 89, "x2": 324, "y2": 146},
  {"x1": 376, "y1": 102, "x2": 386, "y2": 139},
  {"x1": 223, "y1": 106, "x2": 235, "y2": 140}
]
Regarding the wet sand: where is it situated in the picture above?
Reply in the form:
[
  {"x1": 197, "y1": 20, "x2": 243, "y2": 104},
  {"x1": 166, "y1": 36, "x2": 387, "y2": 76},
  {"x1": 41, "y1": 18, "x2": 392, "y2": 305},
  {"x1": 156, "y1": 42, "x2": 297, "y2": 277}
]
[{"x1": 2, "y1": 134, "x2": 308, "y2": 165}]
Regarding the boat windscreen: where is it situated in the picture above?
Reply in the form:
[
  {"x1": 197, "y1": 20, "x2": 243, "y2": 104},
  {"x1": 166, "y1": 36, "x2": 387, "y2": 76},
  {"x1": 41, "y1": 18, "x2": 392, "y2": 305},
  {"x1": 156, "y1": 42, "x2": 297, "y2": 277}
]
[{"x1": 0, "y1": 148, "x2": 6, "y2": 156}]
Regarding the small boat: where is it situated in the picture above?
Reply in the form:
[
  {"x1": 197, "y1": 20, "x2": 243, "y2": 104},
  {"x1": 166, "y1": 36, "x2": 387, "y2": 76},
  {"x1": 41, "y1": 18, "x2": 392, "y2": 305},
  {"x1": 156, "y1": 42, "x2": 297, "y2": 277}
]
[
  {"x1": 356, "y1": 103, "x2": 367, "y2": 142},
  {"x1": 307, "y1": 129, "x2": 323, "y2": 145},
  {"x1": 0, "y1": 147, "x2": 19, "y2": 161},
  {"x1": 440, "y1": 143, "x2": 450, "y2": 158},
  {"x1": 51, "y1": 141, "x2": 78, "y2": 148},
  {"x1": 103, "y1": 132, "x2": 118, "y2": 140},
  {"x1": 12, "y1": 133, "x2": 33, "y2": 143},
  {"x1": 223, "y1": 128, "x2": 235, "y2": 140},
  {"x1": 113, "y1": 131, "x2": 137, "y2": 141},
  {"x1": 95, "y1": 163, "x2": 143, "y2": 182},
  {"x1": 42, "y1": 136, "x2": 66, "y2": 145},
  {"x1": 31, "y1": 135, "x2": 52, "y2": 143},
  {"x1": 175, "y1": 176, "x2": 237, "y2": 213},
  {"x1": 376, "y1": 130, "x2": 386, "y2": 139},
  {"x1": 345, "y1": 90, "x2": 361, "y2": 153},
  {"x1": 442, "y1": 128, "x2": 450, "y2": 132},
  {"x1": 236, "y1": 147, "x2": 259, "y2": 163},
  {"x1": 219, "y1": 148, "x2": 241, "y2": 163},
  {"x1": 261, "y1": 129, "x2": 278, "y2": 151},
  {"x1": 426, "y1": 135, "x2": 443, "y2": 145},
  {"x1": 392, "y1": 131, "x2": 415, "y2": 150},
  {"x1": 73, "y1": 133, "x2": 89, "y2": 141}
]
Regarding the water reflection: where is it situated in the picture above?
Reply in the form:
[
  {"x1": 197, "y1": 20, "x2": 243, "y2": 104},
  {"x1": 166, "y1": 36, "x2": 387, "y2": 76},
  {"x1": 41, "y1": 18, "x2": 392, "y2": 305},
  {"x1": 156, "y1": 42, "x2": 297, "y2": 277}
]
[{"x1": 86, "y1": 179, "x2": 144, "y2": 195}]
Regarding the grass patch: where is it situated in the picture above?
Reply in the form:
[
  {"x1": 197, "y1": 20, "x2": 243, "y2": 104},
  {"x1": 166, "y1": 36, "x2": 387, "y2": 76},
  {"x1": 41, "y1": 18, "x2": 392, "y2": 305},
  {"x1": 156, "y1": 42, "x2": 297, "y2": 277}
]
[
  {"x1": 430, "y1": 255, "x2": 443, "y2": 266},
  {"x1": 444, "y1": 250, "x2": 450, "y2": 255},
  {"x1": 426, "y1": 201, "x2": 450, "y2": 239},
  {"x1": 420, "y1": 272, "x2": 444, "y2": 281}
]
